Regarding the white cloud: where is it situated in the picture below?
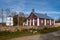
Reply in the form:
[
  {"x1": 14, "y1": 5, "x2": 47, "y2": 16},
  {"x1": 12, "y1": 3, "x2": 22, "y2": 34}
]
[
  {"x1": 6, "y1": 0, "x2": 25, "y2": 12},
  {"x1": 38, "y1": 11, "x2": 60, "y2": 14}
]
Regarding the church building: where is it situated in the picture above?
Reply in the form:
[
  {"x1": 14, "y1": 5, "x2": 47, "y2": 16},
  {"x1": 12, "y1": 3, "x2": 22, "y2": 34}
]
[{"x1": 26, "y1": 9, "x2": 55, "y2": 27}]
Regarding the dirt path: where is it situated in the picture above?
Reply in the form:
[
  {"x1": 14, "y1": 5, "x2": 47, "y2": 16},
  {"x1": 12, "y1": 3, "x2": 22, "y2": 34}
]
[
  {"x1": 10, "y1": 30, "x2": 60, "y2": 40},
  {"x1": 10, "y1": 35, "x2": 41, "y2": 40}
]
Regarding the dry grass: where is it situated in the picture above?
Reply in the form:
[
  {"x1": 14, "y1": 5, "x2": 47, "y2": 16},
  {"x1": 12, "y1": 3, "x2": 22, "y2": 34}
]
[
  {"x1": 0, "y1": 26, "x2": 37, "y2": 32},
  {"x1": 55, "y1": 23, "x2": 60, "y2": 27}
]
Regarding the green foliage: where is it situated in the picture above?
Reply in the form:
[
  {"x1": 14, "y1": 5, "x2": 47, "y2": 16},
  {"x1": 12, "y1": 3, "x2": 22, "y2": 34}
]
[
  {"x1": 0, "y1": 30, "x2": 33, "y2": 40},
  {"x1": 28, "y1": 28, "x2": 38, "y2": 31},
  {"x1": 38, "y1": 27, "x2": 60, "y2": 34}
]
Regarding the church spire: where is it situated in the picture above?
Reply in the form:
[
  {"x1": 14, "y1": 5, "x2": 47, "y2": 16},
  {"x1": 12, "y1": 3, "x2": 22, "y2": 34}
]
[{"x1": 31, "y1": 9, "x2": 35, "y2": 13}]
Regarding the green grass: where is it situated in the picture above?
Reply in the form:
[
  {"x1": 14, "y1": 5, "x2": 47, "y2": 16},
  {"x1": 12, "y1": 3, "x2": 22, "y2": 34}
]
[
  {"x1": 0, "y1": 30, "x2": 34, "y2": 40},
  {"x1": 38, "y1": 27, "x2": 60, "y2": 34},
  {"x1": 0, "y1": 26, "x2": 60, "y2": 40}
]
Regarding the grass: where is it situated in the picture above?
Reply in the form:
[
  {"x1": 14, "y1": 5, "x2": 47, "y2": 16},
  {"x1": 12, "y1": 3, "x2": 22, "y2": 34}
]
[
  {"x1": 38, "y1": 27, "x2": 60, "y2": 34},
  {"x1": 0, "y1": 26, "x2": 60, "y2": 40},
  {"x1": 0, "y1": 29, "x2": 37, "y2": 40}
]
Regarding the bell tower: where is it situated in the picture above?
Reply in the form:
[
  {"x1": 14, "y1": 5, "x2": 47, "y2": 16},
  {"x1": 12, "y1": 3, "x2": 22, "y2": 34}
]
[{"x1": 31, "y1": 9, "x2": 35, "y2": 13}]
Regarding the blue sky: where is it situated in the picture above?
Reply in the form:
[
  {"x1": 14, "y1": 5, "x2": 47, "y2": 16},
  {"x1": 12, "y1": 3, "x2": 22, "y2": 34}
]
[{"x1": 0, "y1": 0, "x2": 60, "y2": 20}]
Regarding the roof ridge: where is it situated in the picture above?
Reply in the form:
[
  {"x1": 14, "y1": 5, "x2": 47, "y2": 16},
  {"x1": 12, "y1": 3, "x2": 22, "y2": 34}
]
[{"x1": 33, "y1": 12, "x2": 53, "y2": 19}]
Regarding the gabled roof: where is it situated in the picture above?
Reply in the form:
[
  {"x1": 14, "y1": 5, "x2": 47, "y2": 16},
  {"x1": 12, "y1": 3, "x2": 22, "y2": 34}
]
[
  {"x1": 7, "y1": 15, "x2": 13, "y2": 17},
  {"x1": 33, "y1": 13, "x2": 53, "y2": 19}
]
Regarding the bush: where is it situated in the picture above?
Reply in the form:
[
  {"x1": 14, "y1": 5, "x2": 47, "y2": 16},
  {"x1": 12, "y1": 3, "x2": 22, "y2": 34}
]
[
  {"x1": 29, "y1": 28, "x2": 37, "y2": 31},
  {"x1": 37, "y1": 27, "x2": 60, "y2": 34}
]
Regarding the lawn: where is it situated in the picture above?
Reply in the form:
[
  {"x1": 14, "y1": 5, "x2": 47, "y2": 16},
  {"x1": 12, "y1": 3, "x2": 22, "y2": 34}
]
[
  {"x1": 0, "y1": 30, "x2": 35, "y2": 40},
  {"x1": 0, "y1": 26, "x2": 60, "y2": 40}
]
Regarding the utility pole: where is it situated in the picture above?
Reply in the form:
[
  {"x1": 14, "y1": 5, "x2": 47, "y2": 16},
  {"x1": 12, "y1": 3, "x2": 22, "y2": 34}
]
[{"x1": 1, "y1": 8, "x2": 3, "y2": 26}]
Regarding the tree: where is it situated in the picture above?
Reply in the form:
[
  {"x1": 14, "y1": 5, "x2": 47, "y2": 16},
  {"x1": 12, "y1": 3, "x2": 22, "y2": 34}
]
[
  {"x1": 0, "y1": 9, "x2": 4, "y2": 26},
  {"x1": 5, "y1": 8, "x2": 10, "y2": 17},
  {"x1": 13, "y1": 12, "x2": 26, "y2": 26},
  {"x1": 19, "y1": 12, "x2": 25, "y2": 17},
  {"x1": 0, "y1": 8, "x2": 6, "y2": 26},
  {"x1": 18, "y1": 12, "x2": 26, "y2": 26},
  {"x1": 0, "y1": 9, "x2": 2, "y2": 16},
  {"x1": 19, "y1": 17, "x2": 26, "y2": 26},
  {"x1": 1, "y1": 9, "x2": 4, "y2": 26},
  {"x1": 11, "y1": 12, "x2": 17, "y2": 16},
  {"x1": 13, "y1": 15, "x2": 18, "y2": 26}
]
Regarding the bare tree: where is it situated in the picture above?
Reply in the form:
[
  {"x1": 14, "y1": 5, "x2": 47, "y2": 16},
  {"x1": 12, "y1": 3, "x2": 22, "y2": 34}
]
[
  {"x1": 19, "y1": 12, "x2": 25, "y2": 17},
  {"x1": 5, "y1": 8, "x2": 10, "y2": 17},
  {"x1": 18, "y1": 12, "x2": 26, "y2": 26},
  {"x1": 1, "y1": 9, "x2": 3, "y2": 26},
  {"x1": 11, "y1": 12, "x2": 17, "y2": 16},
  {"x1": 0, "y1": 8, "x2": 4, "y2": 26},
  {"x1": 0, "y1": 9, "x2": 2, "y2": 18}
]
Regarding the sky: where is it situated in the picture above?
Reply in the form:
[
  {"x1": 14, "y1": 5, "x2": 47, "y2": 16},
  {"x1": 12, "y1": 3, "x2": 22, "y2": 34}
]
[{"x1": 0, "y1": 0, "x2": 60, "y2": 22}]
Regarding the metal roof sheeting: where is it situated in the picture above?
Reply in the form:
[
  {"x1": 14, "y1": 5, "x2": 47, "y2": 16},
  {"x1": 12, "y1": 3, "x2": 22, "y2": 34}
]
[{"x1": 34, "y1": 13, "x2": 53, "y2": 19}]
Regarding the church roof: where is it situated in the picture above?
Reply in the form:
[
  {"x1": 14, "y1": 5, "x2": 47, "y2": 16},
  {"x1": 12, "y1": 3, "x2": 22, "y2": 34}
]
[{"x1": 33, "y1": 13, "x2": 53, "y2": 19}]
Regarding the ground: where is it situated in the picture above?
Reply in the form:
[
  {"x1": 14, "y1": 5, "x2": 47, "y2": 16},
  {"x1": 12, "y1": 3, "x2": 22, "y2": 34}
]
[{"x1": 10, "y1": 30, "x2": 60, "y2": 40}]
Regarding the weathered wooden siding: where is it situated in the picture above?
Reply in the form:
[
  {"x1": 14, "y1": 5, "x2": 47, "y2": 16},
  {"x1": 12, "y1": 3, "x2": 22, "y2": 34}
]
[
  {"x1": 39, "y1": 18, "x2": 44, "y2": 26},
  {"x1": 46, "y1": 19, "x2": 50, "y2": 26},
  {"x1": 27, "y1": 13, "x2": 54, "y2": 27},
  {"x1": 27, "y1": 13, "x2": 37, "y2": 19}
]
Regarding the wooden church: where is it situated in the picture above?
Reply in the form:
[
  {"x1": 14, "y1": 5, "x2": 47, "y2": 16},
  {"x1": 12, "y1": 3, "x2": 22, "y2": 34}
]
[{"x1": 26, "y1": 9, "x2": 55, "y2": 27}]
